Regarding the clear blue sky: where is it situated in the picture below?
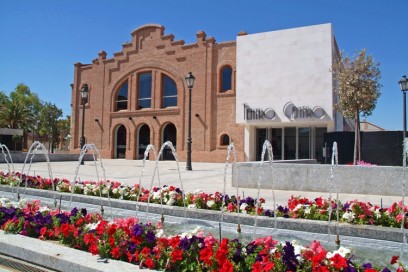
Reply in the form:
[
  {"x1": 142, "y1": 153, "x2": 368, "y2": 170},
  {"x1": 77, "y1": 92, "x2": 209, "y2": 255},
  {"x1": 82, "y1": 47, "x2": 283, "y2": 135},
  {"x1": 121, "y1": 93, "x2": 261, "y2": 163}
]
[{"x1": 0, "y1": 0, "x2": 407, "y2": 130}]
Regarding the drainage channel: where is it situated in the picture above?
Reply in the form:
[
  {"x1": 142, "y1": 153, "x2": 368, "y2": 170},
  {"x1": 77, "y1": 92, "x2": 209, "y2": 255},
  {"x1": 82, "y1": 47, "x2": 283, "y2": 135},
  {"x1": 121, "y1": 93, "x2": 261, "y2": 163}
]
[{"x1": 0, "y1": 254, "x2": 57, "y2": 272}]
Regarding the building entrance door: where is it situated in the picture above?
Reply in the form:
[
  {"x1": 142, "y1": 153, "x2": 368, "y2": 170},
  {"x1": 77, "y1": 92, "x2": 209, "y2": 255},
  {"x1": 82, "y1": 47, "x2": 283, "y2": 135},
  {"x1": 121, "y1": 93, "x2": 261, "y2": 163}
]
[
  {"x1": 115, "y1": 125, "x2": 126, "y2": 158},
  {"x1": 162, "y1": 123, "x2": 176, "y2": 160}
]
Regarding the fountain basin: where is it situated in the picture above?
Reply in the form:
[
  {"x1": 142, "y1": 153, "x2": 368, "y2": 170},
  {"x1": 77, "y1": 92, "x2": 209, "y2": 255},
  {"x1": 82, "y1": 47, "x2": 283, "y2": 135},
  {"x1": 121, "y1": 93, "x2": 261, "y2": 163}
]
[{"x1": 0, "y1": 184, "x2": 403, "y2": 243}]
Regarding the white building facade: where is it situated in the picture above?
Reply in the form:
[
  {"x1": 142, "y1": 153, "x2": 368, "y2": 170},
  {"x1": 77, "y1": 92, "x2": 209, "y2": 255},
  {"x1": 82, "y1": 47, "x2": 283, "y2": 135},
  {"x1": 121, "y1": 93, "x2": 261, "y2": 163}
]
[{"x1": 236, "y1": 24, "x2": 352, "y2": 162}]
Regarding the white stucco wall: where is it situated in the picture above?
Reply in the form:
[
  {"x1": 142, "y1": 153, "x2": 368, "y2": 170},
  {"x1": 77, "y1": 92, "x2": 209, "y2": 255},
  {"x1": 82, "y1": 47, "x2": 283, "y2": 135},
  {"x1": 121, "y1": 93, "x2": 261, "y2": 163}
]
[{"x1": 236, "y1": 23, "x2": 335, "y2": 127}]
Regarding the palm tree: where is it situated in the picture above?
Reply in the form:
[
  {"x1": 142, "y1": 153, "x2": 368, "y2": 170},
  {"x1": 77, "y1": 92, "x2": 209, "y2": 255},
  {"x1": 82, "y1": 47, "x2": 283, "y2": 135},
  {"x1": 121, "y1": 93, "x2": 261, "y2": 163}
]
[{"x1": 0, "y1": 100, "x2": 34, "y2": 129}]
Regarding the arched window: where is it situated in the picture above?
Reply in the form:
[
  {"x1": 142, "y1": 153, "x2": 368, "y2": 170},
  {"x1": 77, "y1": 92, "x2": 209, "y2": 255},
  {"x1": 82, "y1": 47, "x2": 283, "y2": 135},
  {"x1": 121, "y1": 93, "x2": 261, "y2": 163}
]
[
  {"x1": 162, "y1": 75, "x2": 177, "y2": 108},
  {"x1": 116, "y1": 81, "x2": 128, "y2": 111},
  {"x1": 220, "y1": 134, "x2": 230, "y2": 146},
  {"x1": 221, "y1": 66, "x2": 232, "y2": 92},
  {"x1": 138, "y1": 72, "x2": 152, "y2": 109}
]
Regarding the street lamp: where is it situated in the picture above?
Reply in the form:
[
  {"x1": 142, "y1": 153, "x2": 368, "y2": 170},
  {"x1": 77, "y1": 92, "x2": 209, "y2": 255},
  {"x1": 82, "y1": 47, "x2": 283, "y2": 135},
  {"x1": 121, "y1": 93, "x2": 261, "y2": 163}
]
[
  {"x1": 185, "y1": 72, "x2": 195, "y2": 171},
  {"x1": 399, "y1": 75, "x2": 408, "y2": 142},
  {"x1": 80, "y1": 84, "x2": 89, "y2": 165}
]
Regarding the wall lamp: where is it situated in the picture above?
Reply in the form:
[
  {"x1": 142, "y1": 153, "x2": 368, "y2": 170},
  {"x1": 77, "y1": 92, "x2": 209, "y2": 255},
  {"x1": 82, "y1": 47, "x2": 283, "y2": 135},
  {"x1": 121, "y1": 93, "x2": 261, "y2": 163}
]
[
  {"x1": 195, "y1": 113, "x2": 200, "y2": 117},
  {"x1": 128, "y1": 117, "x2": 133, "y2": 120},
  {"x1": 94, "y1": 119, "x2": 99, "y2": 122},
  {"x1": 153, "y1": 116, "x2": 157, "y2": 119}
]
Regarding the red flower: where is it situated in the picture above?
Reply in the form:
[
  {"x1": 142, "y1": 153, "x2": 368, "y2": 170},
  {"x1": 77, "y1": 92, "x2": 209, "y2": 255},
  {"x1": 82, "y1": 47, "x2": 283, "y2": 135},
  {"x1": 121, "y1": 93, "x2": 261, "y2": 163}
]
[
  {"x1": 83, "y1": 233, "x2": 96, "y2": 245},
  {"x1": 89, "y1": 243, "x2": 99, "y2": 255},
  {"x1": 60, "y1": 223, "x2": 70, "y2": 237},
  {"x1": 111, "y1": 247, "x2": 121, "y2": 259},
  {"x1": 330, "y1": 253, "x2": 348, "y2": 269},
  {"x1": 75, "y1": 218, "x2": 84, "y2": 227},
  {"x1": 40, "y1": 227, "x2": 47, "y2": 237},
  {"x1": 365, "y1": 269, "x2": 377, "y2": 272},
  {"x1": 219, "y1": 259, "x2": 234, "y2": 272},
  {"x1": 391, "y1": 255, "x2": 399, "y2": 264},
  {"x1": 252, "y1": 261, "x2": 262, "y2": 272},
  {"x1": 199, "y1": 246, "x2": 213, "y2": 265},
  {"x1": 171, "y1": 248, "x2": 183, "y2": 262},
  {"x1": 144, "y1": 258, "x2": 155, "y2": 269}
]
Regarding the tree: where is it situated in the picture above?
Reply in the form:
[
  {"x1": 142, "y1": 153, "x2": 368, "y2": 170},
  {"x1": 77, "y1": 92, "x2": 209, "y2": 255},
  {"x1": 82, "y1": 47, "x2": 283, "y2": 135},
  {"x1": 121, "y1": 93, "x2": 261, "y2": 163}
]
[
  {"x1": 333, "y1": 49, "x2": 381, "y2": 164},
  {"x1": 0, "y1": 84, "x2": 42, "y2": 148},
  {"x1": 38, "y1": 102, "x2": 63, "y2": 153}
]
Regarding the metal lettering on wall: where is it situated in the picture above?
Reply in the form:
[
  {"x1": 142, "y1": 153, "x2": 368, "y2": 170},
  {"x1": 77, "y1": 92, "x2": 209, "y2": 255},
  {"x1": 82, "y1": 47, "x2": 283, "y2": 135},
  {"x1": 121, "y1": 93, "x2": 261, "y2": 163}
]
[
  {"x1": 243, "y1": 104, "x2": 275, "y2": 120},
  {"x1": 283, "y1": 102, "x2": 325, "y2": 120}
]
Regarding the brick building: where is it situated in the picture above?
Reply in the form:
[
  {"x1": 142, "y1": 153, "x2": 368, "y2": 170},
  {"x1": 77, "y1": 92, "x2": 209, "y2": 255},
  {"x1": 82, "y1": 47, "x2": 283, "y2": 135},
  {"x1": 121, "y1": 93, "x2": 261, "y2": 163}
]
[
  {"x1": 70, "y1": 24, "x2": 245, "y2": 162},
  {"x1": 71, "y1": 23, "x2": 351, "y2": 163}
]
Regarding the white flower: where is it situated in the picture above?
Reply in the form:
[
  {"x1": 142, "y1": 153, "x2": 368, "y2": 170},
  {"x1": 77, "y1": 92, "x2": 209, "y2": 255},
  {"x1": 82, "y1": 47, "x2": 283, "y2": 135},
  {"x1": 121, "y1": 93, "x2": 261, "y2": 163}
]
[
  {"x1": 327, "y1": 246, "x2": 351, "y2": 258},
  {"x1": 112, "y1": 188, "x2": 119, "y2": 195},
  {"x1": 240, "y1": 203, "x2": 248, "y2": 213},
  {"x1": 156, "y1": 229, "x2": 164, "y2": 238},
  {"x1": 167, "y1": 198, "x2": 175, "y2": 206},
  {"x1": 291, "y1": 240, "x2": 305, "y2": 261},
  {"x1": 293, "y1": 204, "x2": 302, "y2": 212},
  {"x1": 342, "y1": 211, "x2": 355, "y2": 223},
  {"x1": 85, "y1": 222, "x2": 98, "y2": 231},
  {"x1": 39, "y1": 206, "x2": 51, "y2": 213},
  {"x1": 207, "y1": 200, "x2": 215, "y2": 208},
  {"x1": 188, "y1": 204, "x2": 197, "y2": 209}
]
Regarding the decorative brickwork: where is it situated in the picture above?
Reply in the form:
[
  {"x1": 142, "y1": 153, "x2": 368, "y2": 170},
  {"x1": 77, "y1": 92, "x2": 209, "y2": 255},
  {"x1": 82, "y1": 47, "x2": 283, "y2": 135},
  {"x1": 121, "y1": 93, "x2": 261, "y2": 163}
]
[{"x1": 71, "y1": 24, "x2": 245, "y2": 162}]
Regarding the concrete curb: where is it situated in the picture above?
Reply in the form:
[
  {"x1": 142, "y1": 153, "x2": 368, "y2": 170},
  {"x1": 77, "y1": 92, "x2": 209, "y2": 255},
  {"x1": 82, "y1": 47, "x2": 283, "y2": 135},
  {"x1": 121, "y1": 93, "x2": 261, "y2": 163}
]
[{"x1": 0, "y1": 231, "x2": 146, "y2": 272}]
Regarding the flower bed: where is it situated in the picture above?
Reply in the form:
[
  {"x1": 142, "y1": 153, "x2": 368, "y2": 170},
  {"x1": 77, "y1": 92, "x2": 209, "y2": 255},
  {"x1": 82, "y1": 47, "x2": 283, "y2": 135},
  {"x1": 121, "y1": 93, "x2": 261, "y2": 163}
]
[
  {"x1": 1, "y1": 171, "x2": 407, "y2": 229},
  {"x1": 0, "y1": 198, "x2": 406, "y2": 271}
]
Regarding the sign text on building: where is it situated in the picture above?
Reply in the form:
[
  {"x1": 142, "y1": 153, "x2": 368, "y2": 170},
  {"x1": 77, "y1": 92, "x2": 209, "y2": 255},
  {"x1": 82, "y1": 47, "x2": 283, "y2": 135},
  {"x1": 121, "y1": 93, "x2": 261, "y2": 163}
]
[
  {"x1": 283, "y1": 102, "x2": 325, "y2": 120},
  {"x1": 243, "y1": 104, "x2": 275, "y2": 120}
]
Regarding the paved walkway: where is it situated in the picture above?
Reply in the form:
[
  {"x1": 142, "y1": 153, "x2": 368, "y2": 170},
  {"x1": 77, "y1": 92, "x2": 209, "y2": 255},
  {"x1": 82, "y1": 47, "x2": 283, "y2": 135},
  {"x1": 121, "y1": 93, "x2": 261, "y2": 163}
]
[{"x1": 0, "y1": 159, "x2": 403, "y2": 209}]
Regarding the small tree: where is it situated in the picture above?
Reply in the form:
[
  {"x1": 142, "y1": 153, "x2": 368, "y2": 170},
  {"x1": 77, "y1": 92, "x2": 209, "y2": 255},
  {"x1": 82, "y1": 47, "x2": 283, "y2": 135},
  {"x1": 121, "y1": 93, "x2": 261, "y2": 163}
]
[{"x1": 333, "y1": 49, "x2": 381, "y2": 164}]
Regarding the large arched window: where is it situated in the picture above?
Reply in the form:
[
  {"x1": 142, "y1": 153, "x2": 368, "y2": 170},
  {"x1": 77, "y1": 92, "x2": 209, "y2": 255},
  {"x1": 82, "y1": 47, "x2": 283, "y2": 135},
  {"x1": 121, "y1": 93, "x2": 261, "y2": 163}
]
[
  {"x1": 138, "y1": 72, "x2": 152, "y2": 109},
  {"x1": 162, "y1": 75, "x2": 177, "y2": 108},
  {"x1": 220, "y1": 66, "x2": 232, "y2": 92},
  {"x1": 116, "y1": 81, "x2": 128, "y2": 111}
]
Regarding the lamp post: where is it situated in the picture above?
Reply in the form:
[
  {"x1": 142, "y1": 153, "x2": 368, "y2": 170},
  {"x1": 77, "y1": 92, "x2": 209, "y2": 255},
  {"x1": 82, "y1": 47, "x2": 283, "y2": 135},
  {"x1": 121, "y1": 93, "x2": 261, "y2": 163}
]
[
  {"x1": 80, "y1": 84, "x2": 89, "y2": 165},
  {"x1": 399, "y1": 75, "x2": 408, "y2": 142},
  {"x1": 185, "y1": 72, "x2": 195, "y2": 171}
]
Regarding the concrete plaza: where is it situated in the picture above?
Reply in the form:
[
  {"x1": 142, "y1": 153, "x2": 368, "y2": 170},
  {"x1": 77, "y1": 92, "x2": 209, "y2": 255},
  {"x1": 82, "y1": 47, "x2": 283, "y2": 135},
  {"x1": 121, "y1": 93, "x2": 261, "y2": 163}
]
[{"x1": 0, "y1": 159, "x2": 403, "y2": 209}]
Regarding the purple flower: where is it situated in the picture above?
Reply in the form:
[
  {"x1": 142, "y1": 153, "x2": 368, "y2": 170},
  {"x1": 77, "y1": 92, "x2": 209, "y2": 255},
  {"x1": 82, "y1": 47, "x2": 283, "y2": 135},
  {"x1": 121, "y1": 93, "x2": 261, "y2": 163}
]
[
  {"x1": 381, "y1": 268, "x2": 391, "y2": 272},
  {"x1": 282, "y1": 241, "x2": 297, "y2": 271},
  {"x1": 81, "y1": 208, "x2": 87, "y2": 216},
  {"x1": 70, "y1": 207, "x2": 78, "y2": 217},
  {"x1": 179, "y1": 237, "x2": 191, "y2": 251},
  {"x1": 145, "y1": 230, "x2": 156, "y2": 243},
  {"x1": 132, "y1": 224, "x2": 143, "y2": 237},
  {"x1": 232, "y1": 248, "x2": 243, "y2": 263},
  {"x1": 362, "y1": 263, "x2": 373, "y2": 269}
]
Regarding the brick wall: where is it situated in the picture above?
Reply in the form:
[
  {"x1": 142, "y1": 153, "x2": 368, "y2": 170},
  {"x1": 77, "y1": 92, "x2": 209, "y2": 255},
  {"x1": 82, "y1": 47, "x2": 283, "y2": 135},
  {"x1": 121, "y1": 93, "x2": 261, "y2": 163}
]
[{"x1": 71, "y1": 24, "x2": 245, "y2": 162}]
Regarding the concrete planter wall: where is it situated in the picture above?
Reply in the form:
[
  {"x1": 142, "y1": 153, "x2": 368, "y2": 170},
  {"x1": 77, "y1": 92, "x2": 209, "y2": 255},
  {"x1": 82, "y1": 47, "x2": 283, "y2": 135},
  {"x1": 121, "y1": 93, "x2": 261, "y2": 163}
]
[
  {"x1": 0, "y1": 152, "x2": 94, "y2": 163},
  {"x1": 232, "y1": 162, "x2": 405, "y2": 196}
]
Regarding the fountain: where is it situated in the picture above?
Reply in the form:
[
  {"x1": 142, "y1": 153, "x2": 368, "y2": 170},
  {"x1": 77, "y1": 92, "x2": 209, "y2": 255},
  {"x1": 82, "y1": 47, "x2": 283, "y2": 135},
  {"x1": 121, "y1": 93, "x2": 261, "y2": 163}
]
[
  {"x1": 0, "y1": 143, "x2": 14, "y2": 174},
  {"x1": 69, "y1": 143, "x2": 113, "y2": 219},
  {"x1": 144, "y1": 141, "x2": 187, "y2": 228},
  {"x1": 327, "y1": 141, "x2": 340, "y2": 247},
  {"x1": 253, "y1": 140, "x2": 276, "y2": 236},
  {"x1": 16, "y1": 141, "x2": 57, "y2": 207}
]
